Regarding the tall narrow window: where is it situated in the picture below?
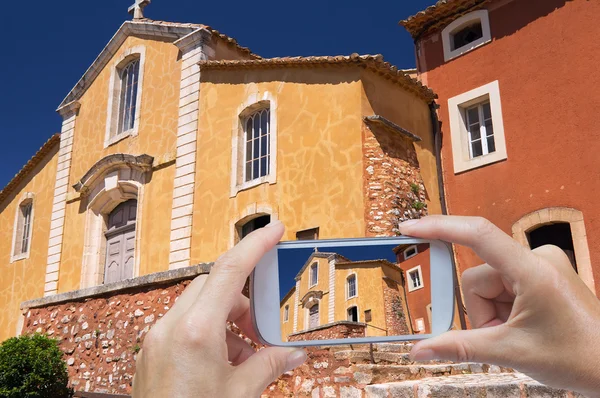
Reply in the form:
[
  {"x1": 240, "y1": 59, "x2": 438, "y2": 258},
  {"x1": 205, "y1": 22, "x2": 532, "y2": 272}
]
[
  {"x1": 284, "y1": 305, "x2": 289, "y2": 322},
  {"x1": 347, "y1": 274, "x2": 357, "y2": 299},
  {"x1": 407, "y1": 266, "x2": 424, "y2": 292},
  {"x1": 309, "y1": 263, "x2": 318, "y2": 287},
  {"x1": 12, "y1": 197, "x2": 34, "y2": 261},
  {"x1": 244, "y1": 108, "x2": 270, "y2": 182},
  {"x1": 466, "y1": 101, "x2": 495, "y2": 158},
  {"x1": 118, "y1": 59, "x2": 140, "y2": 135}
]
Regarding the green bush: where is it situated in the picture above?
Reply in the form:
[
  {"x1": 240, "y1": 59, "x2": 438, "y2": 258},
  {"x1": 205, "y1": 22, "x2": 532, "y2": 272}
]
[{"x1": 0, "y1": 334, "x2": 73, "y2": 398}]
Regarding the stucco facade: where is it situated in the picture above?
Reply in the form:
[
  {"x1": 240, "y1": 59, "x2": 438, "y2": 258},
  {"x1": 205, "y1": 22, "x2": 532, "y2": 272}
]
[
  {"x1": 403, "y1": 0, "x2": 600, "y2": 295},
  {"x1": 1, "y1": 16, "x2": 442, "y2": 343}
]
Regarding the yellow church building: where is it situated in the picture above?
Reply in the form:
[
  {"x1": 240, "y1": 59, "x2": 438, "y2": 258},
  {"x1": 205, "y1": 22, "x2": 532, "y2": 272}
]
[
  {"x1": 0, "y1": 1, "x2": 441, "y2": 342},
  {"x1": 279, "y1": 251, "x2": 413, "y2": 342}
]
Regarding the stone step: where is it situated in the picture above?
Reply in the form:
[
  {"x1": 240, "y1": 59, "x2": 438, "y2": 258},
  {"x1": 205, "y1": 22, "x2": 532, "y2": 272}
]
[
  {"x1": 334, "y1": 350, "x2": 446, "y2": 365},
  {"x1": 351, "y1": 362, "x2": 512, "y2": 384},
  {"x1": 364, "y1": 373, "x2": 579, "y2": 398},
  {"x1": 373, "y1": 342, "x2": 414, "y2": 353}
]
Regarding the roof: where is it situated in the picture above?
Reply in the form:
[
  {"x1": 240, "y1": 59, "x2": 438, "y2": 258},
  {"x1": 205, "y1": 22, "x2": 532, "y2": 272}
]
[
  {"x1": 58, "y1": 19, "x2": 259, "y2": 113},
  {"x1": 0, "y1": 134, "x2": 60, "y2": 205},
  {"x1": 400, "y1": 0, "x2": 490, "y2": 39},
  {"x1": 364, "y1": 115, "x2": 422, "y2": 142},
  {"x1": 336, "y1": 259, "x2": 399, "y2": 271},
  {"x1": 199, "y1": 54, "x2": 437, "y2": 103}
]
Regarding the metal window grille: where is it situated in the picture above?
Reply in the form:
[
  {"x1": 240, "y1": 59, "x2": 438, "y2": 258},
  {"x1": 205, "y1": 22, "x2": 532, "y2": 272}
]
[{"x1": 244, "y1": 108, "x2": 270, "y2": 182}]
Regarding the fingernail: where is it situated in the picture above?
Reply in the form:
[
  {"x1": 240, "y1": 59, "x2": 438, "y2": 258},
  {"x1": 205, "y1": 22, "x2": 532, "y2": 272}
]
[
  {"x1": 399, "y1": 219, "x2": 420, "y2": 229},
  {"x1": 265, "y1": 220, "x2": 283, "y2": 228},
  {"x1": 411, "y1": 349, "x2": 435, "y2": 362},
  {"x1": 285, "y1": 349, "x2": 307, "y2": 372}
]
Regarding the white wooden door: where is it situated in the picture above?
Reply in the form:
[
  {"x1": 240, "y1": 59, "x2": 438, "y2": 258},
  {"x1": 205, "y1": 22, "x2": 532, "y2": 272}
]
[
  {"x1": 309, "y1": 304, "x2": 319, "y2": 329},
  {"x1": 104, "y1": 200, "x2": 137, "y2": 284}
]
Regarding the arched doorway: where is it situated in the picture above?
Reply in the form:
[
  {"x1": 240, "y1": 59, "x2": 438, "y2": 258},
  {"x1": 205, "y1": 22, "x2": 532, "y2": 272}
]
[
  {"x1": 104, "y1": 200, "x2": 137, "y2": 284},
  {"x1": 528, "y1": 222, "x2": 577, "y2": 271},
  {"x1": 308, "y1": 302, "x2": 319, "y2": 329}
]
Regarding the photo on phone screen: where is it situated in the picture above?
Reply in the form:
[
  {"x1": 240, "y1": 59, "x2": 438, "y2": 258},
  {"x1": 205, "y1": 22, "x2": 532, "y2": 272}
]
[{"x1": 277, "y1": 243, "x2": 432, "y2": 343}]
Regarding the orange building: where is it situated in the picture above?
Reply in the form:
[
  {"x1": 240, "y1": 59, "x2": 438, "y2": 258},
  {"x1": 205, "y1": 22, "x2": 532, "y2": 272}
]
[{"x1": 402, "y1": 0, "x2": 600, "y2": 295}]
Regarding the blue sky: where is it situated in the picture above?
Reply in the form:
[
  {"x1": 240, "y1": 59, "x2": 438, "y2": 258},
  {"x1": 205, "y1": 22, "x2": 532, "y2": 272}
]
[{"x1": 0, "y1": 0, "x2": 437, "y2": 189}]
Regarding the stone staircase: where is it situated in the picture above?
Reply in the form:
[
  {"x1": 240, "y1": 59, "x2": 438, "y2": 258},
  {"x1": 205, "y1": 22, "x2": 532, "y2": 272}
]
[{"x1": 264, "y1": 343, "x2": 583, "y2": 397}]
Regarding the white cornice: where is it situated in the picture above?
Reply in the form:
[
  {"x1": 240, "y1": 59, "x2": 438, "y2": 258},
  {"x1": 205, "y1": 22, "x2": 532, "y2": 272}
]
[{"x1": 57, "y1": 21, "x2": 198, "y2": 112}]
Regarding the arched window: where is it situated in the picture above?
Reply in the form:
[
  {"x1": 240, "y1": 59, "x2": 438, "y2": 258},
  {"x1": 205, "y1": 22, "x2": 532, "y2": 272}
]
[
  {"x1": 243, "y1": 107, "x2": 271, "y2": 182},
  {"x1": 238, "y1": 214, "x2": 271, "y2": 241},
  {"x1": 283, "y1": 305, "x2": 289, "y2": 322},
  {"x1": 347, "y1": 274, "x2": 357, "y2": 299},
  {"x1": 528, "y1": 223, "x2": 577, "y2": 271},
  {"x1": 347, "y1": 306, "x2": 358, "y2": 322},
  {"x1": 309, "y1": 263, "x2": 318, "y2": 287},
  {"x1": 11, "y1": 195, "x2": 34, "y2": 262},
  {"x1": 118, "y1": 59, "x2": 140, "y2": 135},
  {"x1": 442, "y1": 10, "x2": 491, "y2": 62}
]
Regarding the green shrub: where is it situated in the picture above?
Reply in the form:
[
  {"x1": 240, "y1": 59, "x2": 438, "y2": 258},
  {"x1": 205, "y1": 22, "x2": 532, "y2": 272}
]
[
  {"x1": 410, "y1": 182, "x2": 420, "y2": 195},
  {"x1": 412, "y1": 201, "x2": 426, "y2": 210},
  {"x1": 0, "y1": 334, "x2": 73, "y2": 398}
]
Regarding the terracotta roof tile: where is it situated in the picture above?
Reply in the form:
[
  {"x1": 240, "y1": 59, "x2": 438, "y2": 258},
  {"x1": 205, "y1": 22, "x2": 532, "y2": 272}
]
[
  {"x1": 400, "y1": 0, "x2": 490, "y2": 39},
  {"x1": 0, "y1": 134, "x2": 60, "y2": 205},
  {"x1": 199, "y1": 54, "x2": 437, "y2": 102},
  {"x1": 139, "y1": 19, "x2": 260, "y2": 58}
]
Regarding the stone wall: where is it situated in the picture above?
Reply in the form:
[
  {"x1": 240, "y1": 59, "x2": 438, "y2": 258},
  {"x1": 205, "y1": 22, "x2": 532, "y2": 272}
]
[
  {"x1": 362, "y1": 122, "x2": 428, "y2": 237},
  {"x1": 382, "y1": 279, "x2": 412, "y2": 336},
  {"x1": 288, "y1": 321, "x2": 366, "y2": 342}
]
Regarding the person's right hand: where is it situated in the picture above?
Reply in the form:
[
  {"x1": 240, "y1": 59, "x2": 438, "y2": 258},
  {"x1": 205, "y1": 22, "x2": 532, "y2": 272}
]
[{"x1": 399, "y1": 216, "x2": 600, "y2": 397}]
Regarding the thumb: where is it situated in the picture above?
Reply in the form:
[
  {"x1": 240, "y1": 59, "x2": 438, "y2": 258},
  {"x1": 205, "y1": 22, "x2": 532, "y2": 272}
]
[
  {"x1": 234, "y1": 347, "x2": 307, "y2": 395},
  {"x1": 411, "y1": 327, "x2": 511, "y2": 366}
]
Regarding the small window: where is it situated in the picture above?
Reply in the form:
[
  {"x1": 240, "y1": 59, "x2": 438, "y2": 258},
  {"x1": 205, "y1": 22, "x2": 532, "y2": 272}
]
[
  {"x1": 407, "y1": 266, "x2": 424, "y2": 292},
  {"x1": 117, "y1": 58, "x2": 140, "y2": 136},
  {"x1": 284, "y1": 305, "x2": 289, "y2": 322},
  {"x1": 416, "y1": 318, "x2": 426, "y2": 332},
  {"x1": 347, "y1": 306, "x2": 358, "y2": 322},
  {"x1": 12, "y1": 197, "x2": 34, "y2": 262},
  {"x1": 441, "y1": 10, "x2": 491, "y2": 62},
  {"x1": 244, "y1": 108, "x2": 271, "y2": 183},
  {"x1": 364, "y1": 309, "x2": 372, "y2": 322},
  {"x1": 296, "y1": 227, "x2": 320, "y2": 241},
  {"x1": 309, "y1": 263, "x2": 318, "y2": 287},
  {"x1": 451, "y1": 21, "x2": 483, "y2": 51},
  {"x1": 240, "y1": 215, "x2": 271, "y2": 239},
  {"x1": 466, "y1": 101, "x2": 495, "y2": 158},
  {"x1": 347, "y1": 274, "x2": 357, "y2": 299},
  {"x1": 403, "y1": 245, "x2": 418, "y2": 260}
]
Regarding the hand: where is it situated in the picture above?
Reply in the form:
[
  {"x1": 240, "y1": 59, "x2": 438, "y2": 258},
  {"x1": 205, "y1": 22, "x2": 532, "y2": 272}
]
[
  {"x1": 399, "y1": 215, "x2": 600, "y2": 396},
  {"x1": 132, "y1": 221, "x2": 307, "y2": 398}
]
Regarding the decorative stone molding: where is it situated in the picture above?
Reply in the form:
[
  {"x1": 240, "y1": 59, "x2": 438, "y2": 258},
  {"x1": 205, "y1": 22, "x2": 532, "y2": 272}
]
[
  {"x1": 44, "y1": 103, "x2": 80, "y2": 296},
  {"x1": 104, "y1": 45, "x2": 147, "y2": 148},
  {"x1": 10, "y1": 192, "x2": 35, "y2": 263},
  {"x1": 167, "y1": 30, "x2": 214, "y2": 270},
  {"x1": 228, "y1": 203, "x2": 278, "y2": 248},
  {"x1": 512, "y1": 207, "x2": 595, "y2": 294},
  {"x1": 363, "y1": 115, "x2": 422, "y2": 142},
  {"x1": 327, "y1": 258, "x2": 336, "y2": 323},
  {"x1": 80, "y1": 164, "x2": 150, "y2": 289},
  {"x1": 72, "y1": 154, "x2": 154, "y2": 195},
  {"x1": 293, "y1": 280, "x2": 300, "y2": 333},
  {"x1": 230, "y1": 92, "x2": 278, "y2": 197}
]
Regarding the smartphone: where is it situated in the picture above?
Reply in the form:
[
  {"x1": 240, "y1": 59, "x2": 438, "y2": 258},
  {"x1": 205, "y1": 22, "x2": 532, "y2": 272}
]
[{"x1": 250, "y1": 236, "x2": 455, "y2": 347}]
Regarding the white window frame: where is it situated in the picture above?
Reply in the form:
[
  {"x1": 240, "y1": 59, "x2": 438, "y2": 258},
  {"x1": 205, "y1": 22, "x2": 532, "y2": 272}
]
[
  {"x1": 283, "y1": 305, "x2": 289, "y2": 323},
  {"x1": 465, "y1": 101, "x2": 495, "y2": 159},
  {"x1": 407, "y1": 265, "x2": 424, "y2": 292},
  {"x1": 442, "y1": 9, "x2": 491, "y2": 62},
  {"x1": 448, "y1": 80, "x2": 507, "y2": 174},
  {"x1": 403, "y1": 245, "x2": 418, "y2": 260},
  {"x1": 104, "y1": 45, "x2": 146, "y2": 148},
  {"x1": 346, "y1": 273, "x2": 358, "y2": 300},
  {"x1": 309, "y1": 263, "x2": 318, "y2": 288},
  {"x1": 230, "y1": 92, "x2": 278, "y2": 197},
  {"x1": 10, "y1": 193, "x2": 35, "y2": 263},
  {"x1": 347, "y1": 306, "x2": 359, "y2": 322}
]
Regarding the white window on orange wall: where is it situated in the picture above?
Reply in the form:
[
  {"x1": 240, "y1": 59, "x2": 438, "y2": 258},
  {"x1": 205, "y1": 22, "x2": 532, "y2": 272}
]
[{"x1": 407, "y1": 265, "x2": 424, "y2": 292}]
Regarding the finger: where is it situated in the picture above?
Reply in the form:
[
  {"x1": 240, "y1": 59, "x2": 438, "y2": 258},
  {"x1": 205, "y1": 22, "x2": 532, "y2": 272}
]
[
  {"x1": 410, "y1": 327, "x2": 514, "y2": 366},
  {"x1": 229, "y1": 298, "x2": 261, "y2": 343},
  {"x1": 461, "y1": 264, "x2": 515, "y2": 328},
  {"x1": 191, "y1": 221, "x2": 284, "y2": 326},
  {"x1": 399, "y1": 216, "x2": 534, "y2": 279},
  {"x1": 233, "y1": 347, "x2": 306, "y2": 396},
  {"x1": 532, "y1": 245, "x2": 575, "y2": 274},
  {"x1": 226, "y1": 329, "x2": 255, "y2": 366},
  {"x1": 159, "y1": 274, "x2": 209, "y2": 324}
]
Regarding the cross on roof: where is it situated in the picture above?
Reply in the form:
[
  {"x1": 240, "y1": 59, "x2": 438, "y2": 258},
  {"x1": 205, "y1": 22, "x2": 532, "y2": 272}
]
[{"x1": 128, "y1": 0, "x2": 151, "y2": 20}]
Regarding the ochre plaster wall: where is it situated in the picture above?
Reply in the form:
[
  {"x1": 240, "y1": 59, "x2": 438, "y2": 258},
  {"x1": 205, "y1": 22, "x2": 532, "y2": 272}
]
[
  {"x1": 59, "y1": 36, "x2": 180, "y2": 293},
  {"x1": 360, "y1": 72, "x2": 441, "y2": 216},
  {"x1": 416, "y1": 0, "x2": 600, "y2": 293},
  {"x1": 280, "y1": 289, "x2": 296, "y2": 341},
  {"x1": 0, "y1": 147, "x2": 59, "y2": 341},
  {"x1": 193, "y1": 68, "x2": 365, "y2": 261}
]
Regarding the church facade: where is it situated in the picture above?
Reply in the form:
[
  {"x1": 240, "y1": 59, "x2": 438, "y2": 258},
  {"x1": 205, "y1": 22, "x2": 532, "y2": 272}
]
[{"x1": 0, "y1": 5, "x2": 443, "y2": 342}]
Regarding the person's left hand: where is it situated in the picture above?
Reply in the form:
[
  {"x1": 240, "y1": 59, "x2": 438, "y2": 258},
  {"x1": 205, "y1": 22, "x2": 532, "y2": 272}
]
[{"x1": 132, "y1": 221, "x2": 307, "y2": 398}]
